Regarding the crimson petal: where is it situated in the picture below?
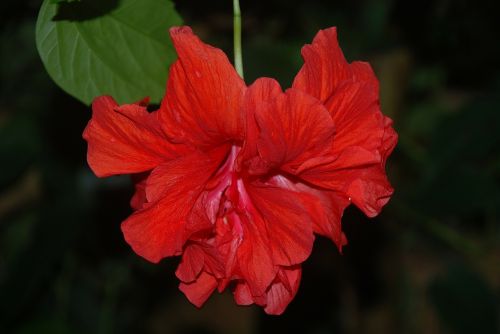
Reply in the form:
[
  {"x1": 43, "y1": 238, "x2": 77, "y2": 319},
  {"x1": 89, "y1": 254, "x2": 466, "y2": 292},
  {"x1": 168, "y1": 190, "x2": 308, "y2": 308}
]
[
  {"x1": 253, "y1": 88, "x2": 335, "y2": 174},
  {"x1": 121, "y1": 147, "x2": 229, "y2": 263},
  {"x1": 130, "y1": 172, "x2": 149, "y2": 210},
  {"x1": 160, "y1": 26, "x2": 246, "y2": 147},
  {"x1": 233, "y1": 266, "x2": 302, "y2": 315},
  {"x1": 292, "y1": 27, "x2": 352, "y2": 102},
  {"x1": 239, "y1": 77, "x2": 282, "y2": 168},
  {"x1": 295, "y1": 184, "x2": 350, "y2": 251},
  {"x1": 298, "y1": 146, "x2": 393, "y2": 218},
  {"x1": 179, "y1": 271, "x2": 218, "y2": 308},
  {"x1": 175, "y1": 243, "x2": 205, "y2": 283},
  {"x1": 326, "y1": 81, "x2": 383, "y2": 154},
  {"x1": 293, "y1": 71, "x2": 397, "y2": 218},
  {"x1": 83, "y1": 96, "x2": 184, "y2": 177},
  {"x1": 235, "y1": 207, "x2": 276, "y2": 297},
  {"x1": 264, "y1": 266, "x2": 302, "y2": 315},
  {"x1": 246, "y1": 183, "x2": 315, "y2": 266}
]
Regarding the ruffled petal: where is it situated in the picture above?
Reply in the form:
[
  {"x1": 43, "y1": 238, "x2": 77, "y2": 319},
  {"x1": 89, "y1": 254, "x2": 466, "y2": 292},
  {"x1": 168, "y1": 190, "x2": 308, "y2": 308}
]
[
  {"x1": 233, "y1": 266, "x2": 302, "y2": 315},
  {"x1": 264, "y1": 266, "x2": 301, "y2": 315},
  {"x1": 176, "y1": 239, "x2": 226, "y2": 283},
  {"x1": 215, "y1": 213, "x2": 243, "y2": 279},
  {"x1": 238, "y1": 77, "x2": 282, "y2": 167},
  {"x1": 298, "y1": 147, "x2": 392, "y2": 218},
  {"x1": 121, "y1": 147, "x2": 229, "y2": 263},
  {"x1": 246, "y1": 183, "x2": 314, "y2": 266},
  {"x1": 130, "y1": 172, "x2": 149, "y2": 210},
  {"x1": 83, "y1": 96, "x2": 184, "y2": 177},
  {"x1": 175, "y1": 243, "x2": 205, "y2": 283},
  {"x1": 160, "y1": 26, "x2": 246, "y2": 147},
  {"x1": 351, "y1": 61, "x2": 380, "y2": 96},
  {"x1": 326, "y1": 81, "x2": 384, "y2": 154},
  {"x1": 121, "y1": 200, "x2": 186, "y2": 263},
  {"x1": 343, "y1": 117, "x2": 397, "y2": 217},
  {"x1": 269, "y1": 175, "x2": 349, "y2": 251},
  {"x1": 234, "y1": 206, "x2": 276, "y2": 297},
  {"x1": 346, "y1": 166, "x2": 394, "y2": 217},
  {"x1": 295, "y1": 185, "x2": 350, "y2": 251},
  {"x1": 179, "y1": 271, "x2": 218, "y2": 308},
  {"x1": 253, "y1": 88, "x2": 335, "y2": 174},
  {"x1": 292, "y1": 27, "x2": 352, "y2": 102},
  {"x1": 233, "y1": 281, "x2": 254, "y2": 306},
  {"x1": 295, "y1": 80, "x2": 397, "y2": 218},
  {"x1": 145, "y1": 145, "x2": 229, "y2": 203},
  {"x1": 380, "y1": 116, "x2": 398, "y2": 166}
]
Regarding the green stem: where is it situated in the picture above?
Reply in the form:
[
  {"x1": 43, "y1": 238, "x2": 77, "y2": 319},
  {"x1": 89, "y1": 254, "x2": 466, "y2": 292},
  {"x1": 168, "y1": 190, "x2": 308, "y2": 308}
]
[{"x1": 233, "y1": 0, "x2": 244, "y2": 79}]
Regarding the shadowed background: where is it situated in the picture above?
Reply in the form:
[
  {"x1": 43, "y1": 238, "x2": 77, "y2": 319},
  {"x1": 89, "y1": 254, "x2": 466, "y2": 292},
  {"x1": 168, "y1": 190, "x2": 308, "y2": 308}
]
[{"x1": 1, "y1": 0, "x2": 499, "y2": 333}]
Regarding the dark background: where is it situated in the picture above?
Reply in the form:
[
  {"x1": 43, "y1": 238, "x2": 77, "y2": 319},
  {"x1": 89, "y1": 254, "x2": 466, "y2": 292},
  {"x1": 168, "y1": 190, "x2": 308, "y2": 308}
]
[{"x1": 1, "y1": 0, "x2": 499, "y2": 333}]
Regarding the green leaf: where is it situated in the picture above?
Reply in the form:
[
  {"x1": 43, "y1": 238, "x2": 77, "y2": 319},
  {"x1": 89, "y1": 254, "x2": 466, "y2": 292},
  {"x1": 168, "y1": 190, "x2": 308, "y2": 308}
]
[{"x1": 36, "y1": 0, "x2": 182, "y2": 105}]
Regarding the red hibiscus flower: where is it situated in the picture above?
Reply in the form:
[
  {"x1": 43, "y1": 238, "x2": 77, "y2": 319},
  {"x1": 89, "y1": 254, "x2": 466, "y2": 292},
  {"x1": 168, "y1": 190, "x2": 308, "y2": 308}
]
[{"x1": 83, "y1": 26, "x2": 397, "y2": 315}]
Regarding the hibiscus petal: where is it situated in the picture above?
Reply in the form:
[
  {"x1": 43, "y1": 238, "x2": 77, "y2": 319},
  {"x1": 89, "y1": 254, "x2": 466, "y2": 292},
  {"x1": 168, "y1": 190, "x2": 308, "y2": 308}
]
[
  {"x1": 215, "y1": 213, "x2": 243, "y2": 278},
  {"x1": 295, "y1": 184, "x2": 351, "y2": 251},
  {"x1": 254, "y1": 88, "x2": 335, "y2": 174},
  {"x1": 268, "y1": 175, "x2": 349, "y2": 251},
  {"x1": 228, "y1": 180, "x2": 278, "y2": 296},
  {"x1": 290, "y1": 27, "x2": 397, "y2": 218},
  {"x1": 233, "y1": 281, "x2": 254, "y2": 306},
  {"x1": 145, "y1": 145, "x2": 229, "y2": 203},
  {"x1": 160, "y1": 26, "x2": 246, "y2": 147},
  {"x1": 264, "y1": 266, "x2": 302, "y2": 315},
  {"x1": 175, "y1": 243, "x2": 205, "y2": 283},
  {"x1": 176, "y1": 239, "x2": 225, "y2": 280},
  {"x1": 326, "y1": 81, "x2": 384, "y2": 154},
  {"x1": 235, "y1": 207, "x2": 276, "y2": 297},
  {"x1": 121, "y1": 200, "x2": 186, "y2": 263},
  {"x1": 351, "y1": 61, "x2": 379, "y2": 96},
  {"x1": 246, "y1": 183, "x2": 314, "y2": 266},
  {"x1": 239, "y1": 77, "x2": 282, "y2": 168},
  {"x1": 292, "y1": 27, "x2": 352, "y2": 102},
  {"x1": 380, "y1": 116, "x2": 398, "y2": 166},
  {"x1": 298, "y1": 147, "x2": 392, "y2": 218},
  {"x1": 83, "y1": 96, "x2": 183, "y2": 177},
  {"x1": 121, "y1": 147, "x2": 229, "y2": 263},
  {"x1": 179, "y1": 271, "x2": 218, "y2": 308},
  {"x1": 130, "y1": 172, "x2": 149, "y2": 210},
  {"x1": 233, "y1": 266, "x2": 302, "y2": 315},
  {"x1": 347, "y1": 166, "x2": 394, "y2": 217},
  {"x1": 296, "y1": 80, "x2": 396, "y2": 218}
]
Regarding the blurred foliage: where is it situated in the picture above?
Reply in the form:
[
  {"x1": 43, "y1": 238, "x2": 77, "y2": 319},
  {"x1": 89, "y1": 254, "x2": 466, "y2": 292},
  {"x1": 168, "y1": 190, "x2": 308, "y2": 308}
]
[
  {"x1": 429, "y1": 264, "x2": 498, "y2": 334},
  {"x1": 1, "y1": 0, "x2": 499, "y2": 333}
]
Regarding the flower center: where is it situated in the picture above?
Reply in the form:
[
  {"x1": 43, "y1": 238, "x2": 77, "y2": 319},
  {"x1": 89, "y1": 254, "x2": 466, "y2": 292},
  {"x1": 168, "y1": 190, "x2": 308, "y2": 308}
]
[{"x1": 204, "y1": 145, "x2": 244, "y2": 223}]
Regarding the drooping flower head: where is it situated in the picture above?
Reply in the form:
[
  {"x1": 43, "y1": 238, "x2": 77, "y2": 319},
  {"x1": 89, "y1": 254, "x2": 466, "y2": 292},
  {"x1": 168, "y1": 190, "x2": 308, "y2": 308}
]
[{"x1": 83, "y1": 26, "x2": 397, "y2": 315}]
